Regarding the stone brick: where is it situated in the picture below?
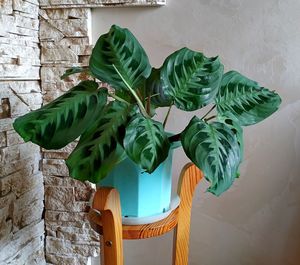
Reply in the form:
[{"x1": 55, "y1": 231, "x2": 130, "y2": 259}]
[
  {"x1": 57, "y1": 37, "x2": 90, "y2": 46},
  {"x1": 46, "y1": 236, "x2": 99, "y2": 257},
  {"x1": 69, "y1": 45, "x2": 93, "y2": 56},
  {"x1": 44, "y1": 8, "x2": 90, "y2": 19},
  {"x1": 49, "y1": 19, "x2": 89, "y2": 38},
  {"x1": 46, "y1": 253, "x2": 89, "y2": 265},
  {"x1": 45, "y1": 185, "x2": 74, "y2": 209},
  {"x1": 39, "y1": 20, "x2": 65, "y2": 42},
  {"x1": 74, "y1": 185, "x2": 94, "y2": 202},
  {"x1": 13, "y1": 0, "x2": 39, "y2": 19},
  {"x1": 3, "y1": 170, "x2": 43, "y2": 198},
  {"x1": 0, "y1": 0, "x2": 13, "y2": 15},
  {"x1": 0, "y1": 117, "x2": 13, "y2": 132},
  {"x1": 0, "y1": 218, "x2": 12, "y2": 245},
  {"x1": 43, "y1": 159, "x2": 69, "y2": 176},
  {"x1": 42, "y1": 141, "x2": 77, "y2": 159},
  {"x1": 0, "y1": 174, "x2": 12, "y2": 196},
  {"x1": 13, "y1": 185, "x2": 44, "y2": 231},
  {"x1": 0, "y1": 14, "x2": 15, "y2": 37},
  {"x1": 0, "y1": 131, "x2": 7, "y2": 147},
  {"x1": 41, "y1": 66, "x2": 67, "y2": 83},
  {"x1": 46, "y1": 219, "x2": 91, "y2": 230},
  {"x1": 15, "y1": 13, "x2": 39, "y2": 31},
  {"x1": 19, "y1": 142, "x2": 40, "y2": 159},
  {"x1": 24, "y1": 248, "x2": 46, "y2": 265},
  {"x1": 0, "y1": 64, "x2": 40, "y2": 80},
  {"x1": 0, "y1": 190, "x2": 16, "y2": 209},
  {"x1": 0, "y1": 221, "x2": 44, "y2": 264},
  {"x1": 6, "y1": 130, "x2": 24, "y2": 146},
  {"x1": 7, "y1": 236, "x2": 45, "y2": 265},
  {"x1": 0, "y1": 153, "x2": 40, "y2": 177},
  {"x1": 0, "y1": 200, "x2": 13, "y2": 241},
  {"x1": 44, "y1": 175, "x2": 94, "y2": 190},
  {"x1": 0, "y1": 144, "x2": 20, "y2": 164},
  {"x1": 42, "y1": 81, "x2": 77, "y2": 94},
  {"x1": 41, "y1": 47, "x2": 78, "y2": 64},
  {"x1": 78, "y1": 55, "x2": 89, "y2": 66},
  {"x1": 45, "y1": 190, "x2": 89, "y2": 212},
  {"x1": 0, "y1": 43, "x2": 39, "y2": 60},
  {"x1": 45, "y1": 210, "x2": 88, "y2": 222},
  {"x1": 45, "y1": 185, "x2": 90, "y2": 212},
  {"x1": 46, "y1": 224, "x2": 99, "y2": 242},
  {"x1": 4, "y1": 80, "x2": 40, "y2": 94},
  {"x1": 59, "y1": 226, "x2": 100, "y2": 242}
]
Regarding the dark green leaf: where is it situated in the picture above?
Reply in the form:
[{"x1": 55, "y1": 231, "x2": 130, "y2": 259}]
[
  {"x1": 215, "y1": 71, "x2": 281, "y2": 126},
  {"x1": 181, "y1": 116, "x2": 241, "y2": 196},
  {"x1": 161, "y1": 47, "x2": 224, "y2": 111},
  {"x1": 123, "y1": 113, "x2": 170, "y2": 173},
  {"x1": 60, "y1": 67, "x2": 90, "y2": 80},
  {"x1": 13, "y1": 80, "x2": 107, "y2": 150},
  {"x1": 66, "y1": 101, "x2": 133, "y2": 183},
  {"x1": 217, "y1": 113, "x2": 244, "y2": 176},
  {"x1": 89, "y1": 25, "x2": 151, "y2": 91},
  {"x1": 146, "y1": 68, "x2": 173, "y2": 107}
]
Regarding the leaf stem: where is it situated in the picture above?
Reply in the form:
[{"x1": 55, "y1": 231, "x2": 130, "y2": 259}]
[
  {"x1": 146, "y1": 93, "x2": 151, "y2": 115},
  {"x1": 201, "y1": 104, "x2": 216, "y2": 120},
  {"x1": 163, "y1": 105, "x2": 172, "y2": 129},
  {"x1": 112, "y1": 64, "x2": 150, "y2": 118},
  {"x1": 205, "y1": 115, "x2": 217, "y2": 122},
  {"x1": 145, "y1": 93, "x2": 160, "y2": 99},
  {"x1": 108, "y1": 92, "x2": 129, "y2": 104},
  {"x1": 168, "y1": 133, "x2": 181, "y2": 142}
]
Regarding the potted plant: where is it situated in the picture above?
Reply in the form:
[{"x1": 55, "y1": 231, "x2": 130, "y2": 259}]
[{"x1": 13, "y1": 25, "x2": 281, "y2": 222}]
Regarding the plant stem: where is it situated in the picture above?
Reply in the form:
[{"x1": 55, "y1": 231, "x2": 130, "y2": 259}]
[
  {"x1": 112, "y1": 64, "x2": 150, "y2": 118},
  {"x1": 108, "y1": 92, "x2": 129, "y2": 104},
  {"x1": 168, "y1": 133, "x2": 181, "y2": 142},
  {"x1": 205, "y1": 115, "x2": 216, "y2": 122},
  {"x1": 146, "y1": 93, "x2": 151, "y2": 115},
  {"x1": 201, "y1": 104, "x2": 216, "y2": 120},
  {"x1": 145, "y1": 93, "x2": 160, "y2": 99},
  {"x1": 163, "y1": 105, "x2": 172, "y2": 128}
]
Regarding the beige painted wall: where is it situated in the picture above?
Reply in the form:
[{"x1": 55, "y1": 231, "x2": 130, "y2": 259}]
[{"x1": 92, "y1": 1, "x2": 300, "y2": 264}]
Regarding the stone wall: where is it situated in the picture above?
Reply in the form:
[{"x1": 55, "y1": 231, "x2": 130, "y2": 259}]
[
  {"x1": 0, "y1": 0, "x2": 45, "y2": 264},
  {"x1": 39, "y1": 8, "x2": 101, "y2": 264}
]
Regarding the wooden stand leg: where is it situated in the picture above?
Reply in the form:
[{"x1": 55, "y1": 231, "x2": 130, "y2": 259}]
[
  {"x1": 172, "y1": 163, "x2": 203, "y2": 265},
  {"x1": 89, "y1": 163, "x2": 203, "y2": 265},
  {"x1": 92, "y1": 188, "x2": 124, "y2": 265}
]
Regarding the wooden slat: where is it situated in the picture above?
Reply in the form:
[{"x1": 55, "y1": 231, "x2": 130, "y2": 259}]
[
  {"x1": 172, "y1": 163, "x2": 204, "y2": 265},
  {"x1": 122, "y1": 207, "x2": 179, "y2": 239},
  {"x1": 89, "y1": 207, "x2": 179, "y2": 239},
  {"x1": 92, "y1": 188, "x2": 123, "y2": 265}
]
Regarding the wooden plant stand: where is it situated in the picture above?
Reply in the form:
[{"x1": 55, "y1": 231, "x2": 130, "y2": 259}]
[{"x1": 88, "y1": 163, "x2": 203, "y2": 265}]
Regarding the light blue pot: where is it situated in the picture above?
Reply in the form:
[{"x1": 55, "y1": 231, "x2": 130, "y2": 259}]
[{"x1": 98, "y1": 151, "x2": 173, "y2": 218}]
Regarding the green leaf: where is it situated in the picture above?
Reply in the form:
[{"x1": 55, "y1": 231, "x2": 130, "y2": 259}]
[
  {"x1": 123, "y1": 113, "x2": 170, "y2": 173},
  {"x1": 181, "y1": 116, "x2": 241, "y2": 196},
  {"x1": 161, "y1": 47, "x2": 224, "y2": 111},
  {"x1": 60, "y1": 67, "x2": 90, "y2": 80},
  {"x1": 13, "y1": 80, "x2": 107, "y2": 150},
  {"x1": 66, "y1": 101, "x2": 133, "y2": 183},
  {"x1": 217, "y1": 113, "x2": 244, "y2": 158},
  {"x1": 215, "y1": 71, "x2": 281, "y2": 126},
  {"x1": 146, "y1": 68, "x2": 173, "y2": 107},
  {"x1": 89, "y1": 25, "x2": 151, "y2": 91}
]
